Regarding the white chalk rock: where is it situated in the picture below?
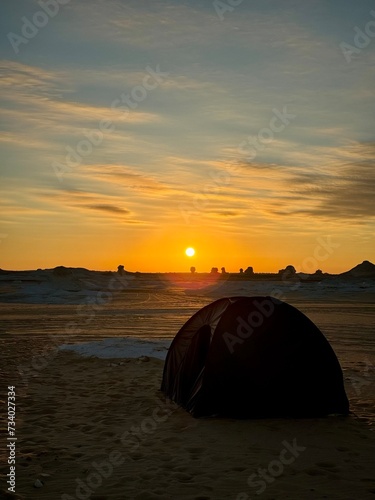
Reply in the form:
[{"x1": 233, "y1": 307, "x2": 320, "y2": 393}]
[{"x1": 138, "y1": 355, "x2": 150, "y2": 362}]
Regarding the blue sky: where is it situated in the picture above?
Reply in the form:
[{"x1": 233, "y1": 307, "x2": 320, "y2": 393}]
[{"x1": 0, "y1": 0, "x2": 374, "y2": 272}]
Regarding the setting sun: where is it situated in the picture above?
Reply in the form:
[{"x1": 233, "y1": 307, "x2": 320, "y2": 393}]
[{"x1": 185, "y1": 247, "x2": 195, "y2": 257}]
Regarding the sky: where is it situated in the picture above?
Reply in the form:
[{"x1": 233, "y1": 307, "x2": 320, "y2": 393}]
[{"x1": 0, "y1": 0, "x2": 374, "y2": 273}]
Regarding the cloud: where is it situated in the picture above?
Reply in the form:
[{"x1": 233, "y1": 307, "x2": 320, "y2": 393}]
[
  {"x1": 30, "y1": 187, "x2": 139, "y2": 222},
  {"x1": 77, "y1": 164, "x2": 170, "y2": 195},
  {"x1": 207, "y1": 210, "x2": 243, "y2": 218},
  {"x1": 73, "y1": 0, "x2": 328, "y2": 56},
  {"x1": 0, "y1": 60, "x2": 69, "y2": 97},
  {"x1": 0, "y1": 60, "x2": 161, "y2": 133},
  {"x1": 163, "y1": 141, "x2": 374, "y2": 230},
  {"x1": 82, "y1": 204, "x2": 130, "y2": 215},
  {"x1": 297, "y1": 161, "x2": 375, "y2": 220},
  {"x1": 0, "y1": 132, "x2": 53, "y2": 151},
  {"x1": 238, "y1": 141, "x2": 375, "y2": 222},
  {"x1": 1, "y1": 2, "x2": 374, "y2": 244}
]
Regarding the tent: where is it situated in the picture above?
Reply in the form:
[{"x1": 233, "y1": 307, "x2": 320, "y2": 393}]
[{"x1": 161, "y1": 296, "x2": 349, "y2": 418}]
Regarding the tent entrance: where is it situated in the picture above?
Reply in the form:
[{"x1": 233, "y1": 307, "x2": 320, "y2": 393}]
[{"x1": 179, "y1": 324, "x2": 211, "y2": 408}]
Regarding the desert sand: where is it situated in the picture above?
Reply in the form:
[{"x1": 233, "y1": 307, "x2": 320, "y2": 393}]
[
  {"x1": 0, "y1": 347, "x2": 374, "y2": 499},
  {"x1": 1, "y1": 271, "x2": 375, "y2": 499}
]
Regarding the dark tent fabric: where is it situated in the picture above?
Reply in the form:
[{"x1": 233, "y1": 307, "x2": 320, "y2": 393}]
[{"x1": 161, "y1": 296, "x2": 349, "y2": 418}]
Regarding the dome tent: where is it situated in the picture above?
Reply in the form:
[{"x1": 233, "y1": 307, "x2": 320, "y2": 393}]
[{"x1": 161, "y1": 296, "x2": 349, "y2": 418}]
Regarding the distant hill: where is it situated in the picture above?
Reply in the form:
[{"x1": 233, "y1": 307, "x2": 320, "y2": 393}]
[{"x1": 339, "y1": 260, "x2": 375, "y2": 278}]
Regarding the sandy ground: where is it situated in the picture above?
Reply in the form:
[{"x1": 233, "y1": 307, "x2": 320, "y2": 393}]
[
  {"x1": 1, "y1": 346, "x2": 375, "y2": 500},
  {"x1": 1, "y1": 284, "x2": 374, "y2": 499}
]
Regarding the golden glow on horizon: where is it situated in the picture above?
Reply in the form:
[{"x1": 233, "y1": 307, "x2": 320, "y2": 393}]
[
  {"x1": 0, "y1": 221, "x2": 370, "y2": 275},
  {"x1": 185, "y1": 247, "x2": 195, "y2": 257}
]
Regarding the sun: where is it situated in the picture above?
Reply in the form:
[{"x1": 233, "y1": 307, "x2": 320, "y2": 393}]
[{"x1": 185, "y1": 247, "x2": 195, "y2": 257}]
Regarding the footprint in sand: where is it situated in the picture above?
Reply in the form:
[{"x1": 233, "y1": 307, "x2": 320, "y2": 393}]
[
  {"x1": 160, "y1": 436, "x2": 173, "y2": 444},
  {"x1": 185, "y1": 446, "x2": 205, "y2": 460},
  {"x1": 305, "y1": 468, "x2": 328, "y2": 476},
  {"x1": 80, "y1": 424, "x2": 95, "y2": 432},
  {"x1": 305, "y1": 462, "x2": 341, "y2": 476},
  {"x1": 131, "y1": 451, "x2": 144, "y2": 461},
  {"x1": 315, "y1": 461, "x2": 339, "y2": 470},
  {"x1": 158, "y1": 453, "x2": 173, "y2": 462},
  {"x1": 171, "y1": 471, "x2": 193, "y2": 482},
  {"x1": 186, "y1": 446, "x2": 204, "y2": 454},
  {"x1": 101, "y1": 430, "x2": 116, "y2": 437},
  {"x1": 231, "y1": 466, "x2": 247, "y2": 472},
  {"x1": 140, "y1": 471, "x2": 158, "y2": 480}
]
